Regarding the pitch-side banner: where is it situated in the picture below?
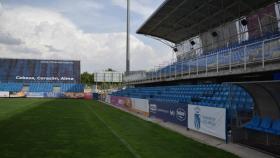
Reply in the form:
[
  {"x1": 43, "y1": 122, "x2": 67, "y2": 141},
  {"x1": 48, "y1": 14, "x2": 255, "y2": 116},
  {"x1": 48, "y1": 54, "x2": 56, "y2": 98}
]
[
  {"x1": 105, "y1": 95, "x2": 111, "y2": 103},
  {"x1": 110, "y1": 96, "x2": 132, "y2": 109},
  {"x1": 149, "y1": 100, "x2": 188, "y2": 127},
  {"x1": 131, "y1": 98, "x2": 149, "y2": 117},
  {"x1": 9, "y1": 91, "x2": 26, "y2": 98},
  {"x1": 84, "y1": 93, "x2": 93, "y2": 100},
  {"x1": 188, "y1": 104, "x2": 226, "y2": 140},
  {"x1": 0, "y1": 91, "x2": 9, "y2": 97},
  {"x1": 25, "y1": 92, "x2": 45, "y2": 98}
]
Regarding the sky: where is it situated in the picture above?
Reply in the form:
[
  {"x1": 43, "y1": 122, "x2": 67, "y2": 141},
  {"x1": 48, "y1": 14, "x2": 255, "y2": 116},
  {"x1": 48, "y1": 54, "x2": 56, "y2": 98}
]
[{"x1": 0, "y1": 0, "x2": 173, "y2": 73}]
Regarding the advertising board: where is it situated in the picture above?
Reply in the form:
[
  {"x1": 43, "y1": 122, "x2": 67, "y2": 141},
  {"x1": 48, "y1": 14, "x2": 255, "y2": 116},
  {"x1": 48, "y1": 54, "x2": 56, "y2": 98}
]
[
  {"x1": 84, "y1": 93, "x2": 93, "y2": 100},
  {"x1": 110, "y1": 96, "x2": 132, "y2": 109},
  {"x1": 64, "y1": 93, "x2": 84, "y2": 99},
  {"x1": 44, "y1": 92, "x2": 63, "y2": 98},
  {"x1": 92, "y1": 93, "x2": 99, "y2": 100},
  {"x1": 105, "y1": 95, "x2": 111, "y2": 103},
  {"x1": 131, "y1": 98, "x2": 149, "y2": 117},
  {"x1": 188, "y1": 104, "x2": 226, "y2": 140},
  {"x1": 9, "y1": 91, "x2": 26, "y2": 98},
  {"x1": 25, "y1": 92, "x2": 45, "y2": 98},
  {"x1": 0, "y1": 91, "x2": 9, "y2": 98},
  {"x1": 149, "y1": 100, "x2": 188, "y2": 127}
]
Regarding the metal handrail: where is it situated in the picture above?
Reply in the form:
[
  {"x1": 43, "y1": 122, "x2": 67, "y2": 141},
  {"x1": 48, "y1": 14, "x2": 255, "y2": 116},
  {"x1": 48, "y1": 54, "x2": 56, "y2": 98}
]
[{"x1": 124, "y1": 35, "x2": 280, "y2": 83}]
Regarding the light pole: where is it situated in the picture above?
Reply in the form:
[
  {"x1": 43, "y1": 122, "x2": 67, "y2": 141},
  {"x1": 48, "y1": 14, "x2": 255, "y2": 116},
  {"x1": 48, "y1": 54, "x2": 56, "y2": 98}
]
[{"x1": 126, "y1": 0, "x2": 130, "y2": 75}]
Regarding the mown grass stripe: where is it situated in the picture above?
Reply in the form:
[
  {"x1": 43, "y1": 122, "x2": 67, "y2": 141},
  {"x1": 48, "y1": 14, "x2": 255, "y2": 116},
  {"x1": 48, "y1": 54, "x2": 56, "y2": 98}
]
[{"x1": 86, "y1": 104, "x2": 141, "y2": 158}]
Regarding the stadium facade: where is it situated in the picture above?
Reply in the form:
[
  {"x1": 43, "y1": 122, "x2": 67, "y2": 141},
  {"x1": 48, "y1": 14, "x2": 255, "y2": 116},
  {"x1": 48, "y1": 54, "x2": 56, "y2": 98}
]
[
  {"x1": 0, "y1": 58, "x2": 86, "y2": 99},
  {"x1": 107, "y1": 0, "x2": 280, "y2": 156},
  {"x1": 0, "y1": 58, "x2": 81, "y2": 83}
]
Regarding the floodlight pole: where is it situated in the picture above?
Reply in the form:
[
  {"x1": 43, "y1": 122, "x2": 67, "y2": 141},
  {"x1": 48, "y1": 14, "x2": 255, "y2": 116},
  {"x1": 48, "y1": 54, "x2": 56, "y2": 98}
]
[{"x1": 126, "y1": 0, "x2": 130, "y2": 75}]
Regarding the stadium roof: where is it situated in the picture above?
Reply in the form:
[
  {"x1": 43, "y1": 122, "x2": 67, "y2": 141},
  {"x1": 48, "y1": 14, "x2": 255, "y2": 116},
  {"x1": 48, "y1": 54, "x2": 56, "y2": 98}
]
[{"x1": 137, "y1": 0, "x2": 275, "y2": 44}]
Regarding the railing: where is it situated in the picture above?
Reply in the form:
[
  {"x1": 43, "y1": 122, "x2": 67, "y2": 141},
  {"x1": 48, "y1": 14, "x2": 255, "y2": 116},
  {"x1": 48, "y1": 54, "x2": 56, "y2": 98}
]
[{"x1": 124, "y1": 35, "x2": 280, "y2": 83}]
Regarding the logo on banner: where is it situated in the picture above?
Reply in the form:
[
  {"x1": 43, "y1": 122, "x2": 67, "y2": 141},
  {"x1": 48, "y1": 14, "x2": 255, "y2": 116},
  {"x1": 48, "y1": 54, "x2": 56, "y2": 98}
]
[
  {"x1": 194, "y1": 107, "x2": 201, "y2": 129},
  {"x1": 118, "y1": 99, "x2": 124, "y2": 105},
  {"x1": 150, "y1": 104, "x2": 157, "y2": 113},
  {"x1": 176, "y1": 108, "x2": 186, "y2": 121},
  {"x1": 169, "y1": 109, "x2": 175, "y2": 116}
]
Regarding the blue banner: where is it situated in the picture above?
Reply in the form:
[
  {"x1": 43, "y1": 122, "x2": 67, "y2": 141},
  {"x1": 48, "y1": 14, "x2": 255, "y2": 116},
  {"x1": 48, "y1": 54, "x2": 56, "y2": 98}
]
[
  {"x1": 44, "y1": 92, "x2": 63, "y2": 98},
  {"x1": 92, "y1": 93, "x2": 99, "y2": 100},
  {"x1": 149, "y1": 100, "x2": 188, "y2": 127}
]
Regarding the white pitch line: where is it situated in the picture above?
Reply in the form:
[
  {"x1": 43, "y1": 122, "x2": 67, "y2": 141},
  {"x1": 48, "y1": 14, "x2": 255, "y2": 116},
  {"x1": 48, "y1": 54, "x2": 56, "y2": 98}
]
[{"x1": 87, "y1": 105, "x2": 141, "y2": 158}]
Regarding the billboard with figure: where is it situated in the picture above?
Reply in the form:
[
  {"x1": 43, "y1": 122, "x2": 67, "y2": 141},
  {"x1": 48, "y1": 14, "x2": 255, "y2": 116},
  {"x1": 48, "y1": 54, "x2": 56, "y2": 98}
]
[
  {"x1": 0, "y1": 58, "x2": 80, "y2": 83},
  {"x1": 188, "y1": 104, "x2": 226, "y2": 140}
]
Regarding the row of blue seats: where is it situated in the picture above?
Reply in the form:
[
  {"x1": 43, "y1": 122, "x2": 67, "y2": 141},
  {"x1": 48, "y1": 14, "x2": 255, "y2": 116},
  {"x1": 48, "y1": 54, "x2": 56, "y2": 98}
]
[
  {"x1": 244, "y1": 116, "x2": 280, "y2": 135},
  {"x1": 111, "y1": 84, "x2": 254, "y2": 114},
  {"x1": 29, "y1": 83, "x2": 53, "y2": 92},
  {"x1": 0, "y1": 83, "x2": 84, "y2": 92},
  {"x1": 0, "y1": 83, "x2": 23, "y2": 92},
  {"x1": 116, "y1": 90, "x2": 248, "y2": 100},
  {"x1": 61, "y1": 84, "x2": 84, "y2": 92}
]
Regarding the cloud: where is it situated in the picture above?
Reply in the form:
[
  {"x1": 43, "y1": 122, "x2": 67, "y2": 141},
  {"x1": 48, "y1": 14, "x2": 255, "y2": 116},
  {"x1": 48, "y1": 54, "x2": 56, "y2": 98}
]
[
  {"x1": 0, "y1": 2, "x2": 2, "y2": 14},
  {"x1": 0, "y1": 6, "x2": 170, "y2": 72},
  {"x1": 0, "y1": 33, "x2": 22, "y2": 45},
  {"x1": 44, "y1": 45, "x2": 61, "y2": 52}
]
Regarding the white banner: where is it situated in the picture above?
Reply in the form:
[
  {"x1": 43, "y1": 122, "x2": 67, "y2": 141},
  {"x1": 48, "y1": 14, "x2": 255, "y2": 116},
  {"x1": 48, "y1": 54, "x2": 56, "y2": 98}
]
[
  {"x1": 105, "y1": 95, "x2": 111, "y2": 103},
  {"x1": 0, "y1": 91, "x2": 9, "y2": 98},
  {"x1": 25, "y1": 92, "x2": 44, "y2": 98},
  {"x1": 188, "y1": 104, "x2": 226, "y2": 140},
  {"x1": 131, "y1": 98, "x2": 149, "y2": 112}
]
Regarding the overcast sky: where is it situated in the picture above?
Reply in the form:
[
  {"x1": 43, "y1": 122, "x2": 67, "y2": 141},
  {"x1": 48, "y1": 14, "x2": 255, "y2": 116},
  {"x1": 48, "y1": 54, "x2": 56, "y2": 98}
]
[{"x1": 0, "y1": 0, "x2": 172, "y2": 72}]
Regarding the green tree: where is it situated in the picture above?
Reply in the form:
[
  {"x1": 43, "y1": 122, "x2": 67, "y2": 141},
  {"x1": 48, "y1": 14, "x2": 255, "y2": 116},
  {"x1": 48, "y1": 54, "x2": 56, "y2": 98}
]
[{"x1": 81, "y1": 72, "x2": 94, "y2": 85}]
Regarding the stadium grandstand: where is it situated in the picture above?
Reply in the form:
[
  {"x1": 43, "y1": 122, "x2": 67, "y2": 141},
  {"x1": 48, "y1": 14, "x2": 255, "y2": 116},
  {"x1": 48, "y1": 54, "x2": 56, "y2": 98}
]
[
  {"x1": 124, "y1": 1, "x2": 280, "y2": 84},
  {"x1": 109, "y1": 0, "x2": 280, "y2": 156}
]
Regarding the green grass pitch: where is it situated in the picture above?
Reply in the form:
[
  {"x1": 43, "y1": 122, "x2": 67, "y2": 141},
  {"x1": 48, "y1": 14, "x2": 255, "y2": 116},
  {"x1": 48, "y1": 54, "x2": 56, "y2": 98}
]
[{"x1": 0, "y1": 98, "x2": 238, "y2": 158}]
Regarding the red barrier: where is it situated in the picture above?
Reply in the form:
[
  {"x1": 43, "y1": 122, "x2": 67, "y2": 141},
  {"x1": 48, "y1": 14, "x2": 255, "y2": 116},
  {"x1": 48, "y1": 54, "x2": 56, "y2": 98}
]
[{"x1": 84, "y1": 93, "x2": 93, "y2": 100}]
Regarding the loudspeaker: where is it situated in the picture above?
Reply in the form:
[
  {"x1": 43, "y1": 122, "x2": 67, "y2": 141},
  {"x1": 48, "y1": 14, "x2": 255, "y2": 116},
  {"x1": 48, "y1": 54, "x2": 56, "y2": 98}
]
[
  {"x1": 212, "y1": 31, "x2": 218, "y2": 37},
  {"x1": 241, "y1": 19, "x2": 248, "y2": 26}
]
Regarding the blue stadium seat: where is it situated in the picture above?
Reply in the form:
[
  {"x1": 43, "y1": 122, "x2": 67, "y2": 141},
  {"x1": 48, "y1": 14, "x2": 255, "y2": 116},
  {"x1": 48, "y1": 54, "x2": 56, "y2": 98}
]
[
  {"x1": 61, "y1": 84, "x2": 84, "y2": 92},
  {"x1": 255, "y1": 117, "x2": 272, "y2": 131},
  {"x1": 244, "y1": 116, "x2": 261, "y2": 130},
  {"x1": 29, "y1": 83, "x2": 53, "y2": 92},
  {"x1": 244, "y1": 116, "x2": 280, "y2": 135},
  {"x1": 266, "y1": 120, "x2": 280, "y2": 135}
]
